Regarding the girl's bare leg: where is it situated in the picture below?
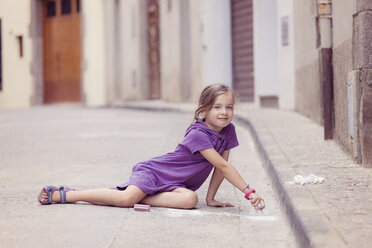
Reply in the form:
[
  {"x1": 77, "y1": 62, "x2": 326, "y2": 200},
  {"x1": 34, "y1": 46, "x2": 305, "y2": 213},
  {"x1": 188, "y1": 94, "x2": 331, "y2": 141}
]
[
  {"x1": 140, "y1": 187, "x2": 198, "y2": 209},
  {"x1": 40, "y1": 185, "x2": 146, "y2": 207}
]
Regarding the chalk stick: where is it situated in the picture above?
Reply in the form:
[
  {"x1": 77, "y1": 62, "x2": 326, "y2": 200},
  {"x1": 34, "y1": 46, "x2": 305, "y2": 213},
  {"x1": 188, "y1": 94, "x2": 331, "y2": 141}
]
[{"x1": 134, "y1": 204, "x2": 151, "y2": 211}]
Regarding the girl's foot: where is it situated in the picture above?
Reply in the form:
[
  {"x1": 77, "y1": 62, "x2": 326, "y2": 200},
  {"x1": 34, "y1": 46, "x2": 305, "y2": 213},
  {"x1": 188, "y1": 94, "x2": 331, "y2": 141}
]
[{"x1": 37, "y1": 186, "x2": 74, "y2": 205}]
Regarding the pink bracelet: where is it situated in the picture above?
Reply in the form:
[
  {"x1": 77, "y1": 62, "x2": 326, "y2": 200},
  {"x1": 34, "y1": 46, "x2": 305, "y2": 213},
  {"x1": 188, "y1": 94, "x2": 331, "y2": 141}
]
[{"x1": 244, "y1": 189, "x2": 256, "y2": 200}]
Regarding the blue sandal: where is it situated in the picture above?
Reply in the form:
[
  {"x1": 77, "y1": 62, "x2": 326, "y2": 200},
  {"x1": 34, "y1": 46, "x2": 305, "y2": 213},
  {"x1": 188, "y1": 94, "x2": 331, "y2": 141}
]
[{"x1": 38, "y1": 186, "x2": 74, "y2": 205}]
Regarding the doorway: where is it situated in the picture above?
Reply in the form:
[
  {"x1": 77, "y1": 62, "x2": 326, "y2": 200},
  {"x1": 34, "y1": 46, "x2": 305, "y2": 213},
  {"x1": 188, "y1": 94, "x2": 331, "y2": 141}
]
[
  {"x1": 43, "y1": 0, "x2": 81, "y2": 103},
  {"x1": 231, "y1": 0, "x2": 254, "y2": 101},
  {"x1": 147, "y1": 0, "x2": 161, "y2": 99}
]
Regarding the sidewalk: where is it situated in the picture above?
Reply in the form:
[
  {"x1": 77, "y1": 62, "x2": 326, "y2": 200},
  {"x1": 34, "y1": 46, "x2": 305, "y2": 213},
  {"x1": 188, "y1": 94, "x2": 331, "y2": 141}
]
[{"x1": 115, "y1": 101, "x2": 372, "y2": 248}]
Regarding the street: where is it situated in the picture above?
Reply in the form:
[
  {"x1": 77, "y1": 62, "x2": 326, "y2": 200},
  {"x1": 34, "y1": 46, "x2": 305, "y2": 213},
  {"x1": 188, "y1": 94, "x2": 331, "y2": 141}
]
[{"x1": 0, "y1": 105, "x2": 295, "y2": 248}]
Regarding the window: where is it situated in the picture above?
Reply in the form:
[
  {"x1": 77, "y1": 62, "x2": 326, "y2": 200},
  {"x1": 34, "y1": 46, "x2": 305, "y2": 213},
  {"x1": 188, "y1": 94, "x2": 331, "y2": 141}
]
[
  {"x1": 0, "y1": 19, "x2": 2, "y2": 91},
  {"x1": 46, "y1": 1, "x2": 56, "y2": 18},
  {"x1": 76, "y1": 0, "x2": 80, "y2": 12},
  {"x1": 281, "y1": 16, "x2": 289, "y2": 46},
  {"x1": 17, "y1": 36, "x2": 23, "y2": 58},
  {"x1": 61, "y1": 0, "x2": 71, "y2": 15}
]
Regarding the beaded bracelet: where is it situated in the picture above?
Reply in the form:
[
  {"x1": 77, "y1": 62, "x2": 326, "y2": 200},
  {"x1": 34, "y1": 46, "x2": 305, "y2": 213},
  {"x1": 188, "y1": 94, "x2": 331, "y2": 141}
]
[
  {"x1": 244, "y1": 189, "x2": 256, "y2": 200},
  {"x1": 243, "y1": 184, "x2": 251, "y2": 191}
]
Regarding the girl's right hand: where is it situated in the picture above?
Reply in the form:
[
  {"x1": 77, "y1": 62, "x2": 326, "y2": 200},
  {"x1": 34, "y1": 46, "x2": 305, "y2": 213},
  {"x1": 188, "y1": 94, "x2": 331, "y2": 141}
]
[{"x1": 248, "y1": 193, "x2": 265, "y2": 210}]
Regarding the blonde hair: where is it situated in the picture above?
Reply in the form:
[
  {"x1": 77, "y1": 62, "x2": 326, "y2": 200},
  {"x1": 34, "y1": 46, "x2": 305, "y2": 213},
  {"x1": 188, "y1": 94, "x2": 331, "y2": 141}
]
[{"x1": 193, "y1": 84, "x2": 237, "y2": 122}]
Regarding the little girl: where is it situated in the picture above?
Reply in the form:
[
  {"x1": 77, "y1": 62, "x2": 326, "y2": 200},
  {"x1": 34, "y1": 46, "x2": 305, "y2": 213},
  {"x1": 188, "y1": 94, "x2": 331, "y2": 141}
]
[{"x1": 38, "y1": 84, "x2": 265, "y2": 210}]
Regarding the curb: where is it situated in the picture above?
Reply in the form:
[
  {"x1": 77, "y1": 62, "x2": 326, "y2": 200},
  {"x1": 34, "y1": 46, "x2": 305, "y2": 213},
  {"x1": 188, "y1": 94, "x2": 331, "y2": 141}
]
[
  {"x1": 115, "y1": 103, "x2": 346, "y2": 248},
  {"x1": 234, "y1": 115, "x2": 311, "y2": 247},
  {"x1": 235, "y1": 115, "x2": 346, "y2": 248}
]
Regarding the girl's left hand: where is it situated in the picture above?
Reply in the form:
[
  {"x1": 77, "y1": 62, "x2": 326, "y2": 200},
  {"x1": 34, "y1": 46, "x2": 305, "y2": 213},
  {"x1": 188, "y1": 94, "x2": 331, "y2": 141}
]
[{"x1": 206, "y1": 199, "x2": 235, "y2": 208}]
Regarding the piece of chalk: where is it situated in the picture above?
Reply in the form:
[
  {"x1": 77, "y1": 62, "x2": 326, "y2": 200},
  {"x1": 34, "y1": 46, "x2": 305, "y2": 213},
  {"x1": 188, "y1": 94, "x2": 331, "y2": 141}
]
[{"x1": 134, "y1": 204, "x2": 151, "y2": 211}]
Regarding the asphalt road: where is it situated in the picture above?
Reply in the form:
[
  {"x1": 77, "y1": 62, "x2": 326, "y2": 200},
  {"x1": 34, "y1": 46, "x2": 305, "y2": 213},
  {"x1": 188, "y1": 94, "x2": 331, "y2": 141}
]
[{"x1": 0, "y1": 105, "x2": 295, "y2": 248}]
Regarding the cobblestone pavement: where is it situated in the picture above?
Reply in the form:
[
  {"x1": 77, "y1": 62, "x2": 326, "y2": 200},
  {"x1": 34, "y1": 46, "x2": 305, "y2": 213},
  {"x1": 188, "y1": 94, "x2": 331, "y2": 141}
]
[
  {"x1": 0, "y1": 105, "x2": 295, "y2": 248},
  {"x1": 237, "y1": 105, "x2": 372, "y2": 248}
]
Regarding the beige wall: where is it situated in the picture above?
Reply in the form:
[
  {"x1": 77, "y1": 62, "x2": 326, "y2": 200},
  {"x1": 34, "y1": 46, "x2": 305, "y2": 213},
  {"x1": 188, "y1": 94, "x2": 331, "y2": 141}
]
[
  {"x1": 0, "y1": 0, "x2": 34, "y2": 108},
  {"x1": 81, "y1": 0, "x2": 107, "y2": 106},
  {"x1": 104, "y1": 0, "x2": 119, "y2": 104},
  {"x1": 332, "y1": 0, "x2": 357, "y2": 158},
  {"x1": 189, "y1": 1, "x2": 203, "y2": 102},
  {"x1": 120, "y1": 0, "x2": 148, "y2": 101},
  {"x1": 201, "y1": 0, "x2": 232, "y2": 89},
  {"x1": 29, "y1": 0, "x2": 43, "y2": 105},
  {"x1": 293, "y1": 0, "x2": 322, "y2": 124},
  {"x1": 276, "y1": 0, "x2": 294, "y2": 110},
  {"x1": 254, "y1": 0, "x2": 279, "y2": 107},
  {"x1": 160, "y1": 0, "x2": 232, "y2": 103},
  {"x1": 83, "y1": 0, "x2": 149, "y2": 106},
  {"x1": 160, "y1": 0, "x2": 183, "y2": 102}
]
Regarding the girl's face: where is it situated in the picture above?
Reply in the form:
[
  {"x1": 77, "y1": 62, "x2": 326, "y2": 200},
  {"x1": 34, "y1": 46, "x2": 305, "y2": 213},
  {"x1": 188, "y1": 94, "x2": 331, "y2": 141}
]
[{"x1": 203, "y1": 92, "x2": 234, "y2": 133}]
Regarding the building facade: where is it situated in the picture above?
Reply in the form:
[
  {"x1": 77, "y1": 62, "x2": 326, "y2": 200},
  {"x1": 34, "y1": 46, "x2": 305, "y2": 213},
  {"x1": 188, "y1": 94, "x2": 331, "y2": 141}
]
[{"x1": 0, "y1": 0, "x2": 233, "y2": 106}]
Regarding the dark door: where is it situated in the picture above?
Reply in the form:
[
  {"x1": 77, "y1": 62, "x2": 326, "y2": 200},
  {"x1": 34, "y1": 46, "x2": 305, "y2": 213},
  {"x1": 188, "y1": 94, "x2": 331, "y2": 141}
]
[
  {"x1": 147, "y1": 0, "x2": 161, "y2": 99},
  {"x1": 231, "y1": 0, "x2": 254, "y2": 101}
]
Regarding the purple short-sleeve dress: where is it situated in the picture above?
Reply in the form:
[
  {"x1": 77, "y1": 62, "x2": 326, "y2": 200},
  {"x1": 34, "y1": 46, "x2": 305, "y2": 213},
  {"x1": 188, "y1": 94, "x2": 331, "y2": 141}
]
[{"x1": 116, "y1": 120, "x2": 239, "y2": 195}]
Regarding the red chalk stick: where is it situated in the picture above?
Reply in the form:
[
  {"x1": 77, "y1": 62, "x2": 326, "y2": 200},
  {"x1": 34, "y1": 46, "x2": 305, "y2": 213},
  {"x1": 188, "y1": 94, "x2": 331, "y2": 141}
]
[{"x1": 134, "y1": 204, "x2": 151, "y2": 211}]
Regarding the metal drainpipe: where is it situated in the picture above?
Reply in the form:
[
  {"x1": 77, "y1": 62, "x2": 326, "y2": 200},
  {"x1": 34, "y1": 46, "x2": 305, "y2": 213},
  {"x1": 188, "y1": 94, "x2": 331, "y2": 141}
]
[{"x1": 318, "y1": 0, "x2": 334, "y2": 139}]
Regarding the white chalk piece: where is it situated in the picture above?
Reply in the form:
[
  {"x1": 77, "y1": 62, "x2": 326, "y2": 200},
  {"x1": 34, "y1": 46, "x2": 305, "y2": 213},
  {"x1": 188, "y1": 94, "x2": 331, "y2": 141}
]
[{"x1": 134, "y1": 204, "x2": 151, "y2": 211}]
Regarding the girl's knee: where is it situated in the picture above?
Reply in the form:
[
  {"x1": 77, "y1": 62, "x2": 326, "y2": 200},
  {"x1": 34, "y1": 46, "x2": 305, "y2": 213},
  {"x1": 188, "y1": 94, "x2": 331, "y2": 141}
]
[
  {"x1": 115, "y1": 192, "x2": 141, "y2": 207},
  {"x1": 114, "y1": 185, "x2": 146, "y2": 207},
  {"x1": 182, "y1": 191, "x2": 198, "y2": 209}
]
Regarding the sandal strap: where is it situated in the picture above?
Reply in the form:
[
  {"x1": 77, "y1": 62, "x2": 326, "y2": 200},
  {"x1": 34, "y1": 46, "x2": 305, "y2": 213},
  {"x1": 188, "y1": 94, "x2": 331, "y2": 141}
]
[
  {"x1": 46, "y1": 186, "x2": 59, "y2": 204},
  {"x1": 59, "y1": 186, "x2": 73, "y2": 204},
  {"x1": 40, "y1": 186, "x2": 74, "y2": 205}
]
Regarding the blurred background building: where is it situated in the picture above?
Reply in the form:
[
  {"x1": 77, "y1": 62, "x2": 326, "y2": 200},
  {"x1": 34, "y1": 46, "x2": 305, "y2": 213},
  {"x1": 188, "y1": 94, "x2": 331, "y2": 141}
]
[{"x1": 0, "y1": 0, "x2": 371, "y2": 166}]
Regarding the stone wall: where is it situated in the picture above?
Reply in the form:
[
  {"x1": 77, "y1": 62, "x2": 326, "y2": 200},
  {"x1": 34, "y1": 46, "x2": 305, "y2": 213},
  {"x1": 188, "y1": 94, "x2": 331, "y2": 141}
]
[{"x1": 353, "y1": 0, "x2": 372, "y2": 167}]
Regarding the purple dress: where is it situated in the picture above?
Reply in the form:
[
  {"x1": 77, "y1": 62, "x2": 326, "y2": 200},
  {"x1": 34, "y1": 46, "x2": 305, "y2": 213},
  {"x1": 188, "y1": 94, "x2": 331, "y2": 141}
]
[{"x1": 116, "y1": 120, "x2": 239, "y2": 195}]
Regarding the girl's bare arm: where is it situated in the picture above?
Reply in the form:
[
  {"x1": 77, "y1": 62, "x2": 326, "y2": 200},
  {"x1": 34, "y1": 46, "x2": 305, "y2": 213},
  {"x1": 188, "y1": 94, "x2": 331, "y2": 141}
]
[
  {"x1": 200, "y1": 148, "x2": 265, "y2": 209},
  {"x1": 206, "y1": 150, "x2": 234, "y2": 207},
  {"x1": 200, "y1": 148, "x2": 247, "y2": 191}
]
